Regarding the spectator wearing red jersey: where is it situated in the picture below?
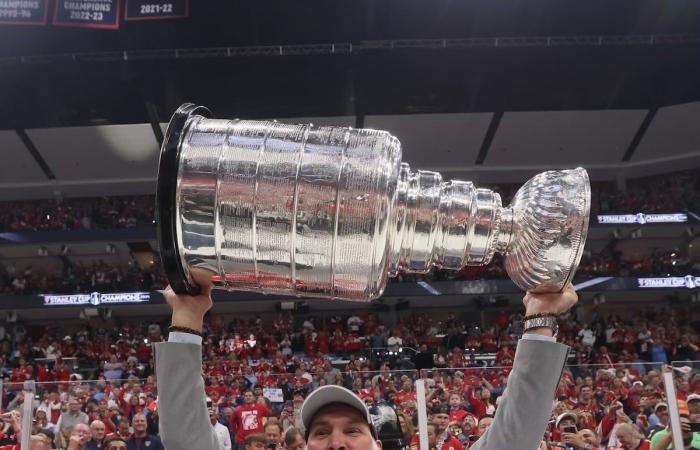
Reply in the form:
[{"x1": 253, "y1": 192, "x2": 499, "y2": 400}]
[
  {"x1": 10, "y1": 358, "x2": 33, "y2": 383},
  {"x1": 394, "y1": 379, "x2": 417, "y2": 406},
  {"x1": 345, "y1": 332, "x2": 363, "y2": 354},
  {"x1": 231, "y1": 390, "x2": 271, "y2": 449},
  {"x1": 480, "y1": 329, "x2": 498, "y2": 353},
  {"x1": 495, "y1": 344, "x2": 515, "y2": 366},
  {"x1": 430, "y1": 405, "x2": 463, "y2": 450},
  {"x1": 448, "y1": 393, "x2": 474, "y2": 425},
  {"x1": 37, "y1": 391, "x2": 63, "y2": 427}
]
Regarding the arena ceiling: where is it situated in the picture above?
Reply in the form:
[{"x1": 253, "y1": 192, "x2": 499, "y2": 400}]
[{"x1": 0, "y1": 0, "x2": 699, "y2": 199}]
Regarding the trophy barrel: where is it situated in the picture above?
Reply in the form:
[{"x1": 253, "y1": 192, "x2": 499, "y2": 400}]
[{"x1": 157, "y1": 104, "x2": 403, "y2": 301}]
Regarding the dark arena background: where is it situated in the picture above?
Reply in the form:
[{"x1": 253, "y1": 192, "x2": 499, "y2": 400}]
[{"x1": 0, "y1": 1, "x2": 699, "y2": 449}]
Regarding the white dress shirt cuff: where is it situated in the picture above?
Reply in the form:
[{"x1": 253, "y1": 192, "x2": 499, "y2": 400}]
[
  {"x1": 521, "y1": 333, "x2": 556, "y2": 343},
  {"x1": 168, "y1": 331, "x2": 203, "y2": 346}
]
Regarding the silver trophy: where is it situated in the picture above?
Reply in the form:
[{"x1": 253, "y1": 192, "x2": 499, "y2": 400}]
[{"x1": 157, "y1": 104, "x2": 590, "y2": 301}]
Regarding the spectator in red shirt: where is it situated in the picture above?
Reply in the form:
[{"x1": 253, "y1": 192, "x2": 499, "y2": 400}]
[
  {"x1": 448, "y1": 393, "x2": 473, "y2": 424},
  {"x1": 10, "y1": 358, "x2": 33, "y2": 383},
  {"x1": 394, "y1": 379, "x2": 417, "y2": 406},
  {"x1": 231, "y1": 390, "x2": 271, "y2": 447},
  {"x1": 429, "y1": 405, "x2": 463, "y2": 450}
]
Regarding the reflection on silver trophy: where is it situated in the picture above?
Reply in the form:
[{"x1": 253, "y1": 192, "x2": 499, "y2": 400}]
[{"x1": 157, "y1": 104, "x2": 591, "y2": 301}]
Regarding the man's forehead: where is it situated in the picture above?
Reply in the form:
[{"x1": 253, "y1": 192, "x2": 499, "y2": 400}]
[{"x1": 310, "y1": 403, "x2": 369, "y2": 428}]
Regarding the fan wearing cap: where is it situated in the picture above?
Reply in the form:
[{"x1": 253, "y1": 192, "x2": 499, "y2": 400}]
[
  {"x1": 688, "y1": 394, "x2": 700, "y2": 416},
  {"x1": 650, "y1": 400, "x2": 700, "y2": 450},
  {"x1": 555, "y1": 411, "x2": 582, "y2": 449},
  {"x1": 300, "y1": 385, "x2": 382, "y2": 449},
  {"x1": 155, "y1": 283, "x2": 577, "y2": 450}
]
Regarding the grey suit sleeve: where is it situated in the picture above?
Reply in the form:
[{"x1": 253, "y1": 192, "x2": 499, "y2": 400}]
[
  {"x1": 470, "y1": 339, "x2": 569, "y2": 450},
  {"x1": 155, "y1": 342, "x2": 220, "y2": 450}
]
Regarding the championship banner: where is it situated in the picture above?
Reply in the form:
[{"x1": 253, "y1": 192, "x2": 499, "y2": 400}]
[
  {"x1": 0, "y1": 0, "x2": 49, "y2": 25},
  {"x1": 638, "y1": 275, "x2": 699, "y2": 289},
  {"x1": 124, "y1": 0, "x2": 187, "y2": 20},
  {"x1": 596, "y1": 212, "x2": 688, "y2": 225},
  {"x1": 42, "y1": 291, "x2": 150, "y2": 306},
  {"x1": 53, "y1": 0, "x2": 120, "y2": 29}
]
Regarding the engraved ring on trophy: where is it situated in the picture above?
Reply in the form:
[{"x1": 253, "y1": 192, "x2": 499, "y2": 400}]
[{"x1": 157, "y1": 103, "x2": 591, "y2": 301}]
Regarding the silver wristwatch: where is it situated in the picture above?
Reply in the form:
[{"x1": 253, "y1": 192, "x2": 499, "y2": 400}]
[{"x1": 523, "y1": 316, "x2": 559, "y2": 336}]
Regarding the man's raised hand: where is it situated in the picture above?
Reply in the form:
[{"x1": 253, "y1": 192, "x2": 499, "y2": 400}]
[{"x1": 163, "y1": 284, "x2": 213, "y2": 332}]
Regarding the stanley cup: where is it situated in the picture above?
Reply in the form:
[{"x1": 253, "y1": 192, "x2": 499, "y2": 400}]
[{"x1": 157, "y1": 104, "x2": 591, "y2": 301}]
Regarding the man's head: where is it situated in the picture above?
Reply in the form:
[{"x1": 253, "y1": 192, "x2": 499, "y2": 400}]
[
  {"x1": 654, "y1": 402, "x2": 669, "y2": 426},
  {"x1": 118, "y1": 418, "x2": 130, "y2": 435},
  {"x1": 264, "y1": 421, "x2": 282, "y2": 446},
  {"x1": 68, "y1": 397, "x2": 81, "y2": 413},
  {"x1": 477, "y1": 415, "x2": 493, "y2": 436},
  {"x1": 615, "y1": 423, "x2": 642, "y2": 449},
  {"x1": 71, "y1": 423, "x2": 91, "y2": 447},
  {"x1": 284, "y1": 427, "x2": 306, "y2": 450},
  {"x1": 578, "y1": 429, "x2": 600, "y2": 446},
  {"x1": 430, "y1": 405, "x2": 450, "y2": 433},
  {"x1": 688, "y1": 394, "x2": 700, "y2": 414},
  {"x1": 105, "y1": 436, "x2": 128, "y2": 450},
  {"x1": 556, "y1": 412, "x2": 577, "y2": 432},
  {"x1": 132, "y1": 413, "x2": 147, "y2": 436},
  {"x1": 29, "y1": 433, "x2": 51, "y2": 450},
  {"x1": 90, "y1": 420, "x2": 106, "y2": 441},
  {"x1": 244, "y1": 390, "x2": 256, "y2": 405},
  {"x1": 301, "y1": 385, "x2": 381, "y2": 450},
  {"x1": 426, "y1": 423, "x2": 438, "y2": 447},
  {"x1": 579, "y1": 386, "x2": 592, "y2": 402},
  {"x1": 208, "y1": 406, "x2": 219, "y2": 425},
  {"x1": 245, "y1": 433, "x2": 268, "y2": 450},
  {"x1": 223, "y1": 407, "x2": 234, "y2": 420}
]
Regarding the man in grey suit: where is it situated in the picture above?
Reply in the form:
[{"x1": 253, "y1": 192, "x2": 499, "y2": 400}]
[{"x1": 156, "y1": 284, "x2": 577, "y2": 450}]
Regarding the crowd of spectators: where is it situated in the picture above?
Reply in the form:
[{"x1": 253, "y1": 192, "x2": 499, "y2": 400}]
[
  {"x1": 2, "y1": 246, "x2": 696, "y2": 296},
  {"x1": 590, "y1": 170, "x2": 700, "y2": 215},
  {"x1": 0, "y1": 261, "x2": 168, "y2": 296},
  {"x1": 0, "y1": 196, "x2": 155, "y2": 233},
  {"x1": 0, "y1": 170, "x2": 697, "y2": 234},
  {"x1": 0, "y1": 302, "x2": 695, "y2": 448}
]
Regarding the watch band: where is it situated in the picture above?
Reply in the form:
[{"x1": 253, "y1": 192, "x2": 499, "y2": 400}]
[
  {"x1": 523, "y1": 316, "x2": 559, "y2": 335},
  {"x1": 168, "y1": 325, "x2": 203, "y2": 337}
]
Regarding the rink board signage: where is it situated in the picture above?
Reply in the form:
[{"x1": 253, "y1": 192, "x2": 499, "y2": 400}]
[
  {"x1": 596, "y1": 213, "x2": 688, "y2": 225},
  {"x1": 124, "y1": 0, "x2": 187, "y2": 20},
  {"x1": 637, "y1": 276, "x2": 699, "y2": 289},
  {"x1": 0, "y1": 0, "x2": 49, "y2": 25},
  {"x1": 42, "y1": 291, "x2": 150, "y2": 306},
  {"x1": 53, "y1": 0, "x2": 119, "y2": 29}
]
